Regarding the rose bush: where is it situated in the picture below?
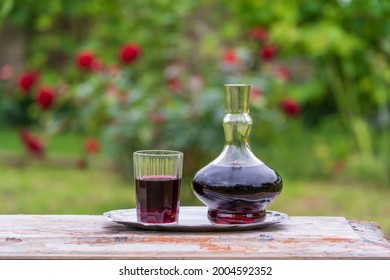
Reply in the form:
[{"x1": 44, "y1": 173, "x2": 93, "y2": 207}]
[
  {"x1": 12, "y1": 36, "x2": 298, "y2": 174},
  {"x1": 1, "y1": 0, "x2": 388, "y2": 184}
]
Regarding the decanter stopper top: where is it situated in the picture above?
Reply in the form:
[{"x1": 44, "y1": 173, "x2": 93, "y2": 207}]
[{"x1": 224, "y1": 84, "x2": 250, "y2": 114}]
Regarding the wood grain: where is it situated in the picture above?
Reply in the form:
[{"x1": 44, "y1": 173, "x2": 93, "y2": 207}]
[{"x1": 0, "y1": 215, "x2": 389, "y2": 259}]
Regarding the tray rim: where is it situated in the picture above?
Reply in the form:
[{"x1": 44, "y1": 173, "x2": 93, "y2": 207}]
[{"x1": 103, "y1": 206, "x2": 288, "y2": 232}]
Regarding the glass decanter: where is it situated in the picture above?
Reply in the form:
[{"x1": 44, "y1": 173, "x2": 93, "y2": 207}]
[{"x1": 192, "y1": 84, "x2": 283, "y2": 224}]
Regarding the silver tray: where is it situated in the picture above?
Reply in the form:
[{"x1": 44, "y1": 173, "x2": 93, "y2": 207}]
[{"x1": 103, "y1": 206, "x2": 288, "y2": 232}]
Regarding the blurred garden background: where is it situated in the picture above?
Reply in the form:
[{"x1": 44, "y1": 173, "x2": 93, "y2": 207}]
[{"x1": 0, "y1": 0, "x2": 389, "y2": 234}]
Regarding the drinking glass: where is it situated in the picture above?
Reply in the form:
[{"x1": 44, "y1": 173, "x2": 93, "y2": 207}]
[{"x1": 133, "y1": 150, "x2": 183, "y2": 224}]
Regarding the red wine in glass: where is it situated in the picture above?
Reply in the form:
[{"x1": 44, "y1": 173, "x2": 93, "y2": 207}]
[{"x1": 136, "y1": 175, "x2": 181, "y2": 224}]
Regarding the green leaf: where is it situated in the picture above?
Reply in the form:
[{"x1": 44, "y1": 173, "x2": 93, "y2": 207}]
[
  {"x1": 36, "y1": 15, "x2": 52, "y2": 31},
  {"x1": 0, "y1": 0, "x2": 14, "y2": 18}
]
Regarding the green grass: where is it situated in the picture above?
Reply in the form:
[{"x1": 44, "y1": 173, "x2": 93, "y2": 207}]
[
  {"x1": 0, "y1": 129, "x2": 22, "y2": 152},
  {"x1": 270, "y1": 178, "x2": 390, "y2": 236},
  {"x1": 0, "y1": 127, "x2": 88, "y2": 156},
  {"x1": 0, "y1": 162, "x2": 132, "y2": 214}
]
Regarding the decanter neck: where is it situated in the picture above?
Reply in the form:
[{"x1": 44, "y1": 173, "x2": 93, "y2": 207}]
[
  {"x1": 223, "y1": 113, "x2": 252, "y2": 145},
  {"x1": 212, "y1": 84, "x2": 263, "y2": 166},
  {"x1": 216, "y1": 113, "x2": 261, "y2": 166},
  {"x1": 223, "y1": 84, "x2": 251, "y2": 145}
]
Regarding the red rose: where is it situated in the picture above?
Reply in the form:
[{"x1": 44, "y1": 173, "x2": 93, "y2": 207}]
[
  {"x1": 119, "y1": 43, "x2": 141, "y2": 64},
  {"x1": 91, "y1": 58, "x2": 103, "y2": 72},
  {"x1": 36, "y1": 87, "x2": 55, "y2": 110},
  {"x1": 167, "y1": 78, "x2": 183, "y2": 93},
  {"x1": 18, "y1": 71, "x2": 39, "y2": 92},
  {"x1": 274, "y1": 65, "x2": 291, "y2": 81},
  {"x1": 260, "y1": 44, "x2": 277, "y2": 61},
  {"x1": 76, "y1": 50, "x2": 95, "y2": 70},
  {"x1": 1, "y1": 65, "x2": 13, "y2": 81},
  {"x1": 249, "y1": 27, "x2": 268, "y2": 42},
  {"x1": 281, "y1": 98, "x2": 300, "y2": 117},
  {"x1": 150, "y1": 111, "x2": 167, "y2": 125},
  {"x1": 223, "y1": 49, "x2": 239, "y2": 65},
  {"x1": 250, "y1": 87, "x2": 263, "y2": 101},
  {"x1": 107, "y1": 64, "x2": 120, "y2": 76},
  {"x1": 19, "y1": 128, "x2": 44, "y2": 156},
  {"x1": 85, "y1": 138, "x2": 100, "y2": 154}
]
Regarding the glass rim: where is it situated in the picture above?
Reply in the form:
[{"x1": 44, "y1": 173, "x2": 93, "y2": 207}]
[
  {"x1": 224, "y1": 83, "x2": 250, "y2": 87},
  {"x1": 133, "y1": 150, "x2": 183, "y2": 157}
]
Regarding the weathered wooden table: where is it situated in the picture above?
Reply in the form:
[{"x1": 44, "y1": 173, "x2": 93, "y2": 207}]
[{"x1": 1, "y1": 215, "x2": 389, "y2": 259}]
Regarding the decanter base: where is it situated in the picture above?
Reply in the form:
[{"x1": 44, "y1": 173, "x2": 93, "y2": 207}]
[{"x1": 207, "y1": 209, "x2": 266, "y2": 224}]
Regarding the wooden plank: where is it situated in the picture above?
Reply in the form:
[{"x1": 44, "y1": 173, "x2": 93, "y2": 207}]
[{"x1": 0, "y1": 215, "x2": 389, "y2": 259}]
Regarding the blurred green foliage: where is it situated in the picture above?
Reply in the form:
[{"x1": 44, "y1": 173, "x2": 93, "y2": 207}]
[{"x1": 0, "y1": 0, "x2": 389, "y2": 185}]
